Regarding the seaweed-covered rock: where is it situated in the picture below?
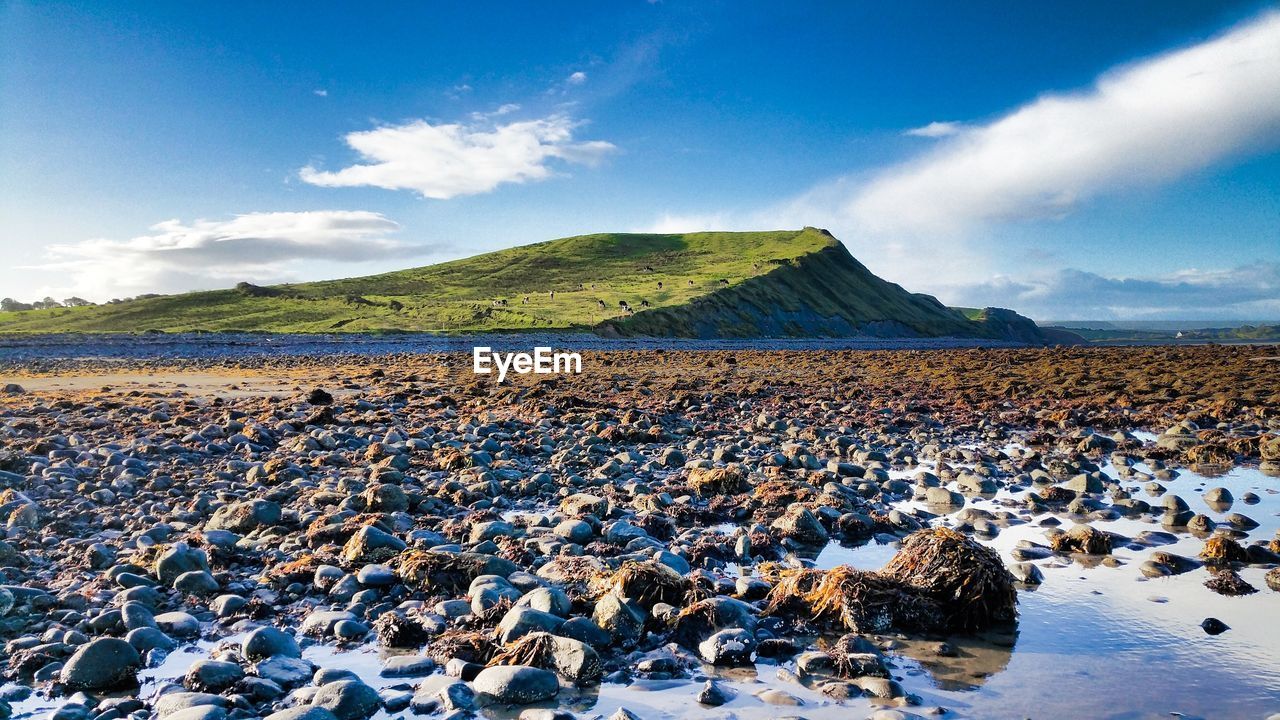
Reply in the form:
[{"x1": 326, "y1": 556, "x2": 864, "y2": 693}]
[
  {"x1": 340, "y1": 526, "x2": 406, "y2": 565},
  {"x1": 399, "y1": 550, "x2": 516, "y2": 594},
  {"x1": 881, "y1": 527, "x2": 1018, "y2": 631},
  {"x1": 1049, "y1": 525, "x2": 1112, "y2": 555},
  {"x1": 1204, "y1": 569, "x2": 1257, "y2": 596},
  {"x1": 1199, "y1": 535, "x2": 1248, "y2": 564},
  {"x1": 688, "y1": 467, "x2": 748, "y2": 496},
  {"x1": 590, "y1": 560, "x2": 690, "y2": 609},
  {"x1": 489, "y1": 632, "x2": 602, "y2": 685}
]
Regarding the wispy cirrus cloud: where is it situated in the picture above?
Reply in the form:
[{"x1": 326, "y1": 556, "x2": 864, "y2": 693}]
[
  {"x1": 645, "y1": 11, "x2": 1280, "y2": 244},
  {"x1": 903, "y1": 121, "x2": 962, "y2": 138},
  {"x1": 848, "y1": 10, "x2": 1280, "y2": 235},
  {"x1": 32, "y1": 211, "x2": 439, "y2": 300},
  {"x1": 300, "y1": 114, "x2": 615, "y2": 199}
]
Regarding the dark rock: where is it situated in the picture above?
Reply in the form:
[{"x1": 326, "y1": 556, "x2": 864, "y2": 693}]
[
  {"x1": 243, "y1": 626, "x2": 301, "y2": 661},
  {"x1": 310, "y1": 679, "x2": 381, "y2": 720},
  {"x1": 59, "y1": 638, "x2": 141, "y2": 691},
  {"x1": 770, "y1": 506, "x2": 829, "y2": 546},
  {"x1": 472, "y1": 665, "x2": 559, "y2": 705},
  {"x1": 696, "y1": 679, "x2": 734, "y2": 706},
  {"x1": 206, "y1": 500, "x2": 281, "y2": 534},
  {"x1": 497, "y1": 607, "x2": 564, "y2": 644},
  {"x1": 1201, "y1": 617, "x2": 1230, "y2": 635},
  {"x1": 184, "y1": 660, "x2": 244, "y2": 693},
  {"x1": 697, "y1": 628, "x2": 756, "y2": 666}
]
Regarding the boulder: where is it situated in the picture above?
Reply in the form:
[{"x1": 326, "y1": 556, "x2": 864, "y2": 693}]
[
  {"x1": 770, "y1": 505, "x2": 829, "y2": 546},
  {"x1": 591, "y1": 594, "x2": 644, "y2": 646},
  {"x1": 59, "y1": 638, "x2": 141, "y2": 690},
  {"x1": 472, "y1": 665, "x2": 559, "y2": 705},
  {"x1": 497, "y1": 607, "x2": 564, "y2": 644},
  {"x1": 243, "y1": 626, "x2": 301, "y2": 660},
  {"x1": 206, "y1": 500, "x2": 281, "y2": 534},
  {"x1": 698, "y1": 628, "x2": 757, "y2": 666},
  {"x1": 340, "y1": 526, "x2": 406, "y2": 565},
  {"x1": 155, "y1": 543, "x2": 211, "y2": 586},
  {"x1": 310, "y1": 679, "x2": 381, "y2": 720}
]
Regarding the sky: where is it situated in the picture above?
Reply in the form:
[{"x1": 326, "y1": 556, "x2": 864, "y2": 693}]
[{"x1": 2, "y1": 1, "x2": 1278, "y2": 321}]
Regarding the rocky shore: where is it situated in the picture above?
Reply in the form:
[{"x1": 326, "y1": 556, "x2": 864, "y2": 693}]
[{"x1": 0, "y1": 345, "x2": 1276, "y2": 720}]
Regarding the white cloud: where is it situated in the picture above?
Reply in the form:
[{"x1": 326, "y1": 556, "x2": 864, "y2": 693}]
[
  {"x1": 313, "y1": 89, "x2": 328, "y2": 97},
  {"x1": 470, "y1": 104, "x2": 521, "y2": 121},
  {"x1": 639, "y1": 10, "x2": 1280, "y2": 309},
  {"x1": 300, "y1": 114, "x2": 615, "y2": 199},
  {"x1": 850, "y1": 10, "x2": 1280, "y2": 235},
  {"x1": 31, "y1": 211, "x2": 439, "y2": 301},
  {"x1": 940, "y1": 263, "x2": 1280, "y2": 320},
  {"x1": 903, "y1": 121, "x2": 961, "y2": 138},
  {"x1": 566, "y1": 71, "x2": 588, "y2": 85}
]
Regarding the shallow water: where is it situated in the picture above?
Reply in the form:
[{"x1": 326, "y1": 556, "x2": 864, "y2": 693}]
[
  {"x1": 7, "y1": 460, "x2": 1277, "y2": 720},
  {"x1": 809, "y1": 457, "x2": 1280, "y2": 719}
]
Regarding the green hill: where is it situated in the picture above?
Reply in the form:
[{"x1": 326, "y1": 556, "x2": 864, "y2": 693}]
[{"x1": 0, "y1": 227, "x2": 1066, "y2": 341}]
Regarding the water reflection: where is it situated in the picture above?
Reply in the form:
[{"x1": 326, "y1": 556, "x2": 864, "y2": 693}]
[{"x1": 893, "y1": 624, "x2": 1018, "y2": 691}]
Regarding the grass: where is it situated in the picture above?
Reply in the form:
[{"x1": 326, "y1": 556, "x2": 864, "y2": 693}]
[{"x1": 0, "y1": 227, "x2": 1025, "y2": 338}]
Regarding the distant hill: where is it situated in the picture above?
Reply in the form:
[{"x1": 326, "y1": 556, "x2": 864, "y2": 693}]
[
  {"x1": 0, "y1": 227, "x2": 1073, "y2": 342},
  {"x1": 1047, "y1": 322, "x2": 1280, "y2": 343}
]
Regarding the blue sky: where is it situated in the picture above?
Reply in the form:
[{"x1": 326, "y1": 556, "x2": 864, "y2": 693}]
[{"x1": 2, "y1": 1, "x2": 1278, "y2": 320}]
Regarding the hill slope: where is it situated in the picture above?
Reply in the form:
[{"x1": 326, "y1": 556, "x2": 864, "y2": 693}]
[{"x1": 0, "y1": 228, "x2": 1065, "y2": 341}]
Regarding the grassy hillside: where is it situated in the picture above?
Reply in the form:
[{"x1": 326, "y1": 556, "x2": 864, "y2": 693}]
[{"x1": 0, "y1": 227, "x2": 1058, "y2": 340}]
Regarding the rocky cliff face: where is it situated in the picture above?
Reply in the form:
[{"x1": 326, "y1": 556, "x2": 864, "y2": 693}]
[{"x1": 604, "y1": 239, "x2": 1077, "y2": 344}]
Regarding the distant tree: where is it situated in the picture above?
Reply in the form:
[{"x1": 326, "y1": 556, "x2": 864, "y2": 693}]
[
  {"x1": 31, "y1": 296, "x2": 63, "y2": 310},
  {"x1": 1, "y1": 298, "x2": 33, "y2": 312},
  {"x1": 62, "y1": 297, "x2": 94, "y2": 307}
]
